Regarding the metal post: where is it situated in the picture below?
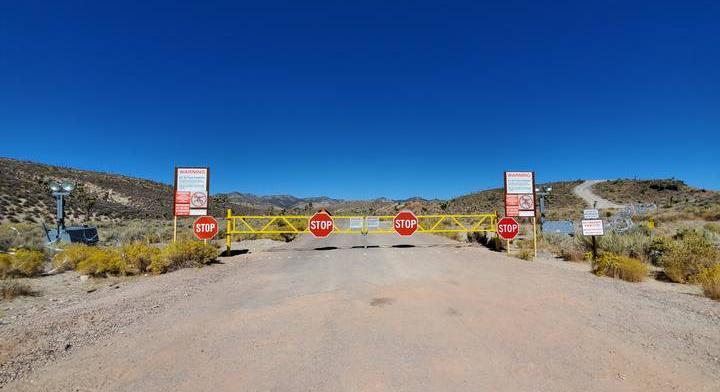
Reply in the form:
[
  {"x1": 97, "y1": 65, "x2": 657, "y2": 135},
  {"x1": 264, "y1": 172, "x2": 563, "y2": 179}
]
[
  {"x1": 532, "y1": 216, "x2": 537, "y2": 260},
  {"x1": 173, "y1": 216, "x2": 178, "y2": 242},
  {"x1": 592, "y1": 235, "x2": 598, "y2": 261},
  {"x1": 226, "y1": 209, "x2": 232, "y2": 255}
]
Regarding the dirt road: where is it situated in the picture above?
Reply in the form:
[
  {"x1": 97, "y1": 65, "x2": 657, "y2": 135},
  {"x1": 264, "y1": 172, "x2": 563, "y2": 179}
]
[
  {"x1": 4, "y1": 234, "x2": 720, "y2": 391},
  {"x1": 573, "y1": 180, "x2": 626, "y2": 209}
]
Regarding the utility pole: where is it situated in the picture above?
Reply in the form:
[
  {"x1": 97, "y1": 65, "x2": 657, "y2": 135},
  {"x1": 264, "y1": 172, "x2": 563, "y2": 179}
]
[{"x1": 535, "y1": 185, "x2": 552, "y2": 231}]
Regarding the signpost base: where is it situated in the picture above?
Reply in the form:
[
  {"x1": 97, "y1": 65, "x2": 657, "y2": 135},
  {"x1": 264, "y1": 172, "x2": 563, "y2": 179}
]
[
  {"x1": 532, "y1": 216, "x2": 537, "y2": 260},
  {"x1": 173, "y1": 216, "x2": 178, "y2": 242}
]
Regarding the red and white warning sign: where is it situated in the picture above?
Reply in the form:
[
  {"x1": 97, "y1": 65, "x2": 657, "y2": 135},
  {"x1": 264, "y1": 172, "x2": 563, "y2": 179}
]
[
  {"x1": 193, "y1": 216, "x2": 219, "y2": 240},
  {"x1": 174, "y1": 167, "x2": 209, "y2": 216},
  {"x1": 504, "y1": 171, "x2": 536, "y2": 218},
  {"x1": 393, "y1": 211, "x2": 418, "y2": 236}
]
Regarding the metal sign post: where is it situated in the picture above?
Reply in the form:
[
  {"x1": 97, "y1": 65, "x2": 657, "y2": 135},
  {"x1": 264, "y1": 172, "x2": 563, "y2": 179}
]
[{"x1": 581, "y1": 219, "x2": 605, "y2": 261}]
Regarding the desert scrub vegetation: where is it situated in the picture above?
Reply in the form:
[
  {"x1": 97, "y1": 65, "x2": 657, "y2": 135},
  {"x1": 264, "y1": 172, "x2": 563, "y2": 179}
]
[
  {"x1": 0, "y1": 223, "x2": 47, "y2": 252},
  {"x1": 0, "y1": 249, "x2": 46, "y2": 278},
  {"x1": 697, "y1": 264, "x2": 720, "y2": 300},
  {"x1": 1, "y1": 280, "x2": 38, "y2": 301},
  {"x1": 148, "y1": 240, "x2": 218, "y2": 274},
  {"x1": 52, "y1": 240, "x2": 218, "y2": 277},
  {"x1": 592, "y1": 252, "x2": 648, "y2": 282},
  {"x1": 661, "y1": 230, "x2": 719, "y2": 284}
]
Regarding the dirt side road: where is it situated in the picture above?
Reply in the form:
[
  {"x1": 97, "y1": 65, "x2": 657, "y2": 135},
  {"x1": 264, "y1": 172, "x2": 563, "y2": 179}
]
[
  {"x1": 573, "y1": 180, "x2": 626, "y2": 209},
  {"x1": 4, "y1": 234, "x2": 720, "y2": 391}
]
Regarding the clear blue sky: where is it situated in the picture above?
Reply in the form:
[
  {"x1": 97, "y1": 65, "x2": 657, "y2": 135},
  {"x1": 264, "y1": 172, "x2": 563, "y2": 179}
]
[{"x1": 1, "y1": 1, "x2": 719, "y2": 199}]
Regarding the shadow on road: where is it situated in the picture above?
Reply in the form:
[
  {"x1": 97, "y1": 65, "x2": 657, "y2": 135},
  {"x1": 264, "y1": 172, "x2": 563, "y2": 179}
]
[
  {"x1": 221, "y1": 249, "x2": 250, "y2": 257},
  {"x1": 314, "y1": 246, "x2": 339, "y2": 251}
]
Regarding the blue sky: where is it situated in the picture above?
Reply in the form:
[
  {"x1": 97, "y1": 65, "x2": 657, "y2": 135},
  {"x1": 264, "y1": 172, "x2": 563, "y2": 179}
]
[{"x1": 1, "y1": 1, "x2": 719, "y2": 199}]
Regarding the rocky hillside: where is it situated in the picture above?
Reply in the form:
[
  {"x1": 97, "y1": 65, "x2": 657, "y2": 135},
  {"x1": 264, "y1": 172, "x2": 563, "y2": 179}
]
[
  {"x1": 594, "y1": 179, "x2": 720, "y2": 220},
  {"x1": 8, "y1": 157, "x2": 713, "y2": 225},
  {"x1": 0, "y1": 158, "x2": 258, "y2": 225}
]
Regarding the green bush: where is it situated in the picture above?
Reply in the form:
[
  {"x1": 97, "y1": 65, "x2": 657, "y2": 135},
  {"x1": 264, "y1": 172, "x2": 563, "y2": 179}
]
[
  {"x1": 646, "y1": 237, "x2": 673, "y2": 266},
  {"x1": 592, "y1": 252, "x2": 648, "y2": 282},
  {"x1": 697, "y1": 265, "x2": 720, "y2": 300},
  {"x1": 663, "y1": 231, "x2": 719, "y2": 283}
]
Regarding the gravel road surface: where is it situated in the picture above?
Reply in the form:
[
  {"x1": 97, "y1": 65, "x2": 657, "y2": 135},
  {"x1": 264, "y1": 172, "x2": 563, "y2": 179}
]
[
  {"x1": 3, "y1": 234, "x2": 719, "y2": 391},
  {"x1": 573, "y1": 180, "x2": 626, "y2": 209}
]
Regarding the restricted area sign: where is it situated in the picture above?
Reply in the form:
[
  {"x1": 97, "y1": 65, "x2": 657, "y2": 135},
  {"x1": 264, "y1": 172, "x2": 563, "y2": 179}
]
[
  {"x1": 193, "y1": 216, "x2": 219, "y2": 240},
  {"x1": 497, "y1": 217, "x2": 520, "y2": 240},
  {"x1": 308, "y1": 212, "x2": 334, "y2": 238},
  {"x1": 393, "y1": 211, "x2": 418, "y2": 236}
]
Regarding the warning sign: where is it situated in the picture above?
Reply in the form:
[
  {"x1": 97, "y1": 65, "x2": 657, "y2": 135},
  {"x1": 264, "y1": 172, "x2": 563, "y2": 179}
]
[
  {"x1": 504, "y1": 171, "x2": 536, "y2": 218},
  {"x1": 174, "y1": 167, "x2": 209, "y2": 217}
]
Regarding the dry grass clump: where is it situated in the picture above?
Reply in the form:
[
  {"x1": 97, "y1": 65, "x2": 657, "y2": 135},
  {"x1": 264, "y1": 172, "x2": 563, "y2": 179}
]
[
  {"x1": 697, "y1": 265, "x2": 720, "y2": 300},
  {"x1": 662, "y1": 231, "x2": 719, "y2": 283},
  {"x1": 52, "y1": 240, "x2": 217, "y2": 277},
  {"x1": 120, "y1": 242, "x2": 161, "y2": 274},
  {"x1": 1, "y1": 281, "x2": 38, "y2": 301},
  {"x1": 0, "y1": 249, "x2": 45, "y2": 278},
  {"x1": 148, "y1": 240, "x2": 218, "y2": 274},
  {"x1": 0, "y1": 223, "x2": 47, "y2": 252},
  {"x1": 592, "y1": 252, "x2": 648, "y2": 282}
]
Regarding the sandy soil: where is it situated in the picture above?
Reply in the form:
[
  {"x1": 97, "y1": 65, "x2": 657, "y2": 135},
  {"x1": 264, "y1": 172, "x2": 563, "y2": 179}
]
[{"x1": 1, "y1": 235, "x2": 719, "y2": 391}]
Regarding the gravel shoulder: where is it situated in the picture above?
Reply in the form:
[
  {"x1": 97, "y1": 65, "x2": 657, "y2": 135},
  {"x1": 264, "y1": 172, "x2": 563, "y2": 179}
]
[{"x1": 0, "y1": 239, "x2": 285, "y2": 387}]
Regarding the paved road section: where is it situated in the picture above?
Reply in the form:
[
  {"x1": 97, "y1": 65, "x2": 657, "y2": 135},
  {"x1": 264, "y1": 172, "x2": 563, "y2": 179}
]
[{"x1": 7, "y1": 234, "x2": 720, "y2": 391}]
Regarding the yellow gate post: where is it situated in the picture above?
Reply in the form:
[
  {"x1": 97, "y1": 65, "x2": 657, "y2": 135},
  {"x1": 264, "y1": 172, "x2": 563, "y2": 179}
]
[{"x1": 225, "y1": 209, "x2": 232, "y2": 255}]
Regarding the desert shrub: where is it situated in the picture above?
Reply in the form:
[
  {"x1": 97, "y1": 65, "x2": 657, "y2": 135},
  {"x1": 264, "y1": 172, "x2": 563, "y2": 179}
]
[
  {"x1": 646, "y1": 237, "x2": 673, "y2": 266},
  {"x1": 0, "y1": 254, "x2": 13, "y2": 278},
  {"x1": 120, "y1": 242, "x2": 160, "y2": 274},
  {"x1": 0, "y1": 223, "x2": 47, "y2": 252},
  {"x1": 149, "y1": 240, "x2": 218, "y2": 274},
  {"x1": 75, "y1": 247, "x2": 129, "y2": 277},
  {"x1": 52, "y1": 243, "x2": 94, "y2": 272},
  {"x1": 705, "y1": 222, "x2": 720, "y2": 235},
  {"x1": 11, "y1": 249, "x2": 45, "y2": 277},
  {"x1": 598, "y1": 232, "x2": 651, "y2": 260},
  {"x1": 592, "y1": 252, "x2": 648, "y2": 282},
  {"x1": 697, "y1": 265, "x2": 720, "y2": 300},
  {"x1": 663, "y1": 231, "x2": 719, "y2": 283},
  {"x1": 1, "y1": 281, "x2": 37, "y2": 301}
]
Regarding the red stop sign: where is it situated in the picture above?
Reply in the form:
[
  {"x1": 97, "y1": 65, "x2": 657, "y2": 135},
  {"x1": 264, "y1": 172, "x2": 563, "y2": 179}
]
[
  {"x1": 193, "y1": 216, "x2": 219, "y2": 240},
  {"x1": 497, "y1": 217, "x2": 520, "y2": 240},
  {"x1": 393, "y1": 211, "x2": 418, "y2": 236},
  {"x1": 308, "y1": 212, "x2": 334, "y2": 238}
]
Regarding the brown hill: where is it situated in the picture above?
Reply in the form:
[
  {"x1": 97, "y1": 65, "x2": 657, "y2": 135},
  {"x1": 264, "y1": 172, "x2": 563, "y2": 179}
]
[
  {"x1": 594, "y1": 179, "x2": 720, "y2": 220},
  {"x1": 0, "y1": 158, "x2": 257, "y2": 225}
]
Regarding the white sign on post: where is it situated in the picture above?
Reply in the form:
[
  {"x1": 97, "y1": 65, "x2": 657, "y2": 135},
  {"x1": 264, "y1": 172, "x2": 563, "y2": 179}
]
[
  {"x1": 174, "y1": 167, "x2": 210, "y2": 217},
  {"x1": 349, "y1": 218, "x2": 363, "y2": 229},
  {"x1": 581, "y1": 219, "x2": 604, "y2": 236},
  {"x1": 583, "y1": 209, "x2": 600, "y2": 220},
  {"x1": 366, "y1": 217, "x2": 380, "y2": 229},
  {"x1": 505, "y1": 171, "x2": 536, "y2": 218}
]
